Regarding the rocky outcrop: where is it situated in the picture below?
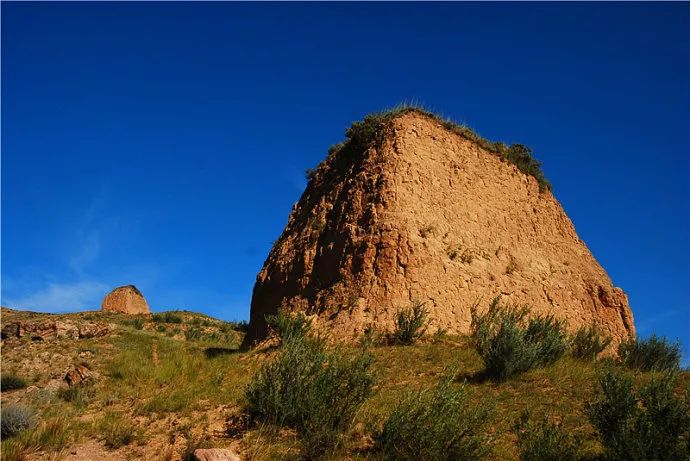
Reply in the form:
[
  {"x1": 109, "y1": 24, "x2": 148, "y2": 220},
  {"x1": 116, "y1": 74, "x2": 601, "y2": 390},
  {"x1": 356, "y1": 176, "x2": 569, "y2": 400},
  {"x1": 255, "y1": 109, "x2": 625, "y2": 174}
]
[
  {"x1": 242, "y1": 109, "x2": 635, "y2": 348},
  {"x1": 1, "y1": 319, "x2": 109, "y2": 341},
  {"x1": 101, "y1": 285, "x2": 150, "y2": 315}
]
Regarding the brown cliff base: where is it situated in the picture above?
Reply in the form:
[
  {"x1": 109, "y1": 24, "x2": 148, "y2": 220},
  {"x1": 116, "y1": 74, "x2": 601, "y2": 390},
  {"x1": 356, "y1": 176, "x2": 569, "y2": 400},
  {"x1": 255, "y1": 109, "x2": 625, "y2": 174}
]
[{"x1": 242, "y1": 107, "x2": 635, "y2": 349}]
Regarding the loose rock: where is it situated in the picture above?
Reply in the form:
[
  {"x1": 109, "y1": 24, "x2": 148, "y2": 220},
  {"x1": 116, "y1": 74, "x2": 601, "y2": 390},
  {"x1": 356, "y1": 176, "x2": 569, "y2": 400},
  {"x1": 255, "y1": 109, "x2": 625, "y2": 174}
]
[{"x1": 191, "y1": 448, "x2": 241, "y2": 461}]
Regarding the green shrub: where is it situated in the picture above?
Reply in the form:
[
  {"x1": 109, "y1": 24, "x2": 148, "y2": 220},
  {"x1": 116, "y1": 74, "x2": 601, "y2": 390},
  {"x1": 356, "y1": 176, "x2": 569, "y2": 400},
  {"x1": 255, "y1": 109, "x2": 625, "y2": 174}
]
[
  {"x1": 471, "y1": 297, "x2": 567, "y2": 380},
  {"x1": 618, "y1": 335, "x2": 681, "y2": 371},
  {"x1": 152, "y1": 312, "x2": 182, "y2": 324},
  {"x1": 513, "y1": 411, "x2": 580, "y2": 461},
  {"x1": 245, "y1": 336, "x2": 375, "y2": 458},
  {"x1": 1, "y1": 404, "x2": 35, "y2": 438},
  {"x1": 376, "y1": 374, "x2": 493, "y2": 460},
  {"x1": 390, "y1": 301, "x2": 428, "y2": 345},
  {"x1": 1, "y1": 374, "x2": 27, "y2": 392},
  {"x1": 500, "y1": 144, "x2": 550, "y2": 192},
  {"x1": 184, "y1": 327, "x2": 203, "y2": 341},
  {"x1": 569, "y1": 324, "x2": 612, "y2": 361},
  {"x1": 264, "y1": 311, "x2": 312, "y2": 345},
  {"x1": 586, "y1": 367, "x2": 690, "y2": 460},
  {"x1": 525, "y1": 315, "x2": 568, "y2": 366},
  {"x1": 126, "y1": 318, "x2": 144, "y2": 330}
]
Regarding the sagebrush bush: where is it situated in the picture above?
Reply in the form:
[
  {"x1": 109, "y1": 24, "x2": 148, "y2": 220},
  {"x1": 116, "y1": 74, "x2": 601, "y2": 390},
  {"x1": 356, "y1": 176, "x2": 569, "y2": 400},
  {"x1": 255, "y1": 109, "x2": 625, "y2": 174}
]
[
  {"x1": 569, "y1": 324, "x2": 612, "y2": 361},
  {"x1": 376, "y1": 374, "x2": 493, "y2": 460},
  {"x1": 586, "y1": 367, "x2": 690, "y2": 460},
  {"x1": 390, "y1": 301, "x2": 428, "y2": 345},
  {"x1": 513, "y1": 411, "x2": 580, "y2": 461},
  {"x1": 618, "y1": 335, "x2": 681, "y2": 371},
  {"x1": 525, "y1": 315, "x2": 568, "y2": 367},
  {"x1": 471, "y1": 297, "x2": 567, "y2": 380},
  {"x1": 264, "y1": 311, "x2": 312, "y2": 345},
  {"x1": 1, "y1": 374, "x2": 27, "y2": 392},
  {"x1": 1, "y1": 404, "x2": 35, "y2": 438},
  {"x1": 245, "y1": 335, "x2": 375, "y2": 458}
]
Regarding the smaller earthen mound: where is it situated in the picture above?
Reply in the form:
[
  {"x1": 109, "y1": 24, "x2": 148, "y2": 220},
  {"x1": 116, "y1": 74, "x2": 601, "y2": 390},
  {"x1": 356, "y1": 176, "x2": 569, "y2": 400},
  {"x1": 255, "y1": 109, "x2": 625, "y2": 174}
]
[{"x1": 101, "y1": 285, "x2": 150, "y2": 315}]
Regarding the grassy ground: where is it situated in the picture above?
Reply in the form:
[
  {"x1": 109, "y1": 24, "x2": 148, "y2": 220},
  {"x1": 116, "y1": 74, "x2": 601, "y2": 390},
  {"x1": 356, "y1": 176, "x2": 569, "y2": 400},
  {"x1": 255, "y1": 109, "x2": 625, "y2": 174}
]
[{"x1": 1, "y1": 308, "x2": 687, "y2": 460}]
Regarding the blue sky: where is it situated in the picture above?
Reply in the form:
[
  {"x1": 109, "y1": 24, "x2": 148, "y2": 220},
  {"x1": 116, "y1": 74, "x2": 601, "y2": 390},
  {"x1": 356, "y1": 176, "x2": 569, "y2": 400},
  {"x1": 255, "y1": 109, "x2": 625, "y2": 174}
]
[{"x1": 2, "y1": 3, "x2": 688, "y2": 357}]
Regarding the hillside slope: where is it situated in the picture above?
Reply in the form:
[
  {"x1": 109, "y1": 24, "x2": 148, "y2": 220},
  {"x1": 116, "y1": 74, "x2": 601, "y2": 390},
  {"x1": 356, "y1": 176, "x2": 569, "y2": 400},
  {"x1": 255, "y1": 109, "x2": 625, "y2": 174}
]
[{"x1": 1, "y1": 308, "x2": 677, "y2": 461}]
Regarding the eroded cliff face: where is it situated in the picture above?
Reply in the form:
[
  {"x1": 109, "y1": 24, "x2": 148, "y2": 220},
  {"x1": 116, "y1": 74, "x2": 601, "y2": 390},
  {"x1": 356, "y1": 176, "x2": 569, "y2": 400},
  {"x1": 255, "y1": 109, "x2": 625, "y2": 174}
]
[{"x1": 242, "y1": 111, "x2": 634, "y2": 348}]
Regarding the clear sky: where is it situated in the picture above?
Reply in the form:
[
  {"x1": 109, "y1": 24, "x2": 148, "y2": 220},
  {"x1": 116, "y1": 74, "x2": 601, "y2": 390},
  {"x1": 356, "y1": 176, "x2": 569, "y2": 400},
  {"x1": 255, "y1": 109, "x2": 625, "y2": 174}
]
[{"x1": 2, "y1": 3, "x2": 688, "y2": 359}]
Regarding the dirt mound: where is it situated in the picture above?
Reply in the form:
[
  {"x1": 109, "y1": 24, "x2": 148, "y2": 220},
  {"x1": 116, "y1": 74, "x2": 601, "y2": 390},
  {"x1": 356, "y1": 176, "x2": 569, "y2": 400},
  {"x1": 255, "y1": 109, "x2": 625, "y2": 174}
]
[
  {"x1": 242, "y1": 108, "x2": 635, "y2": 348},
  {"x1": 101, "y1": 285, "x2": 150, "y2": 315}
]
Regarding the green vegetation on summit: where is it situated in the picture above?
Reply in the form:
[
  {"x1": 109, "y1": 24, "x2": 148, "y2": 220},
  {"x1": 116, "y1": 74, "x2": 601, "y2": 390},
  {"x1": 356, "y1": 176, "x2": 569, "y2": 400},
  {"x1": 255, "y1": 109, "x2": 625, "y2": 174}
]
[{"x1": 307, "y1": 104, "x2": 552, "y2": 192}]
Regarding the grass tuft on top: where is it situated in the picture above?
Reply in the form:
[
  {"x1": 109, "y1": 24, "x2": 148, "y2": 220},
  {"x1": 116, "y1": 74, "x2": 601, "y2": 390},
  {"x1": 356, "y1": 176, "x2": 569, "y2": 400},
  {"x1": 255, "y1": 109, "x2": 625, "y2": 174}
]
[{"x1": 308, "y1": 103, "x2": 551, "y2": 192}]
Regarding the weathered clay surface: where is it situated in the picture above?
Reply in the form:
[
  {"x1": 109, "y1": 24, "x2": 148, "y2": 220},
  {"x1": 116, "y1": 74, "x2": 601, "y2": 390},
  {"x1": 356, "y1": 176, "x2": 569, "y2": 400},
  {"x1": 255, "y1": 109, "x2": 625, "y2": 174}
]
[
  {"x1": 101, "y1": 285, "x2": 150, "y2": 315},
  {"x1": 242, "y1": 111, "x2": 635, "y2": 348}
]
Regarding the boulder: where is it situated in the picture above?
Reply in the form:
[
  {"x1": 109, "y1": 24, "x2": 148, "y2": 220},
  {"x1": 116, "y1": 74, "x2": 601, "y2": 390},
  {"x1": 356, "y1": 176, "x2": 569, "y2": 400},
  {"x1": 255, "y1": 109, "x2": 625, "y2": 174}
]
[
  {"x1": 101, "y1": 285, "x2": 150, "y2": 315},
  {"x1": 64, "y1": 364, "x2": 92, "y2": 387}
]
